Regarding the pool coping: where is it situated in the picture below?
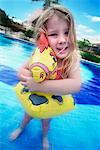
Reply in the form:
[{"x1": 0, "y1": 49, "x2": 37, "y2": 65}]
[
  {"x1": 0, "y1": 32, "x2": 35, "y2": 45},
  {"x1": 81, "y1": 58, "x2": 100, "y2": 66}
]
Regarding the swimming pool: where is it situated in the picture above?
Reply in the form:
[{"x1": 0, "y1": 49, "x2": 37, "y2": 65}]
[{"x1": 0, "y1": 33, "x2": 100, "y2": 150}]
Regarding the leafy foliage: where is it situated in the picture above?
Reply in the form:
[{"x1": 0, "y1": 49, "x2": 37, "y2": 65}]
[
  {"x1": 32, "y1": 0, "x2": 60, "y2": 9},
  {"x1": 78, "y1": 39, "x2": 92, "y2": 49},
  {"x1": 81, "y1": 51, "x2": 100, "y2": 63},
  {"x1": 0, "y1": 9, "x2": 11, "y2": 27},
  {"x1": 0, "y1": 9, "x2": 26, "y2": 32},
  {"x1": 24, "y1": 29, "x2": 34, "y2": 38}
]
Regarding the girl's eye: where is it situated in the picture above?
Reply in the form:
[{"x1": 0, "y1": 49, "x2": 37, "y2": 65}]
[
  {"x1": 48, "y1": 33, "x2": 57, "y2": 37},
  {"x1": 65, "y1": 31, "x2": 69, "y2": 35}
]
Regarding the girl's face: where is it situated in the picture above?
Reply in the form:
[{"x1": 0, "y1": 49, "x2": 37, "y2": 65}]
[{"x1": 46, "y1": 15, "x2": 71, "y2": 59}]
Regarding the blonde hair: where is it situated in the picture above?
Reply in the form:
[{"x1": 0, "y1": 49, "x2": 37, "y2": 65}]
[{"x1": 34, "y1": 5, "x2": 80, "y2": 78}]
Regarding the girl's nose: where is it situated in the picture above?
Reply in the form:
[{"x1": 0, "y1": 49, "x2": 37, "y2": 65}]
[{"x1": 58, "y1": 35, "x2": 67, "y2": 44}]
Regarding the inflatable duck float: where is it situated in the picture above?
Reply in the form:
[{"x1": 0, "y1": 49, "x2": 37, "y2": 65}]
[{"x1": 15, "y1": 33, "x2": 75, "y2": 118}]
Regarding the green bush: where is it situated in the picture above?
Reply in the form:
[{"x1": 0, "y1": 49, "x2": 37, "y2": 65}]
[
  {"x1": 24, "y1": 29, "x2": 34, "y2": 38},
  {"x1": 80, "y1": 51, "x2": 100, "y2": 63}
]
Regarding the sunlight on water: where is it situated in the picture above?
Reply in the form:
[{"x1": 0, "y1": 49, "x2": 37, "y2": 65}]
[
  {"x1": 0, "y1": 38, "x2": 33, "y2": 69},
  {"x1": 80, "y1": 63, "x2": 94, "y2": 83}
]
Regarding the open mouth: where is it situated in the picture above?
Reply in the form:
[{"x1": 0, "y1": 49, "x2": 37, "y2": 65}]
[{"x1": 57, "y1": 47, "x2": 68, "y2": 54}]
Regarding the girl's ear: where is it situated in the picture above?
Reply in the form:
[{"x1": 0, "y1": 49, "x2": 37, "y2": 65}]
[{"x1": 37, "y1": 32, "x2": 49, "y2": 52}]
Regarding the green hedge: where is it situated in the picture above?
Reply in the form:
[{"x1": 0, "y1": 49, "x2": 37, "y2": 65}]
[{"x1": 80, "y1": 51, "x2": 100, "y2": 63}]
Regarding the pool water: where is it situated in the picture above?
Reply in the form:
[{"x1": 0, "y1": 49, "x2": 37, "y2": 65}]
[{"x1": 0, "y1": 33, "x2": 100, "y2": 150}]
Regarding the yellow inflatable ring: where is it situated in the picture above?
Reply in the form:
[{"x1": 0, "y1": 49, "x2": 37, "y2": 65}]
[
  {"x1": 15, "y1": 43, "x2": 75, "y2": 118},
  {"x1": 15, "y1": 83, "x2": 75, "y2": 118}
]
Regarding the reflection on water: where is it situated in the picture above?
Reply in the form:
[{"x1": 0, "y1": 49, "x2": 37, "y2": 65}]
[
  {"x1": 73, "y1": 60, "x2": 100, "y2": 105},
  {"x1": 81, "y1": 63, "x2": 93, "y2": 83}
]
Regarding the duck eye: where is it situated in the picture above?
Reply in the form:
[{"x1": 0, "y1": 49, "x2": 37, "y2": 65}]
[{"x1": 53, "y1": 56, "x2": 57, "y2": 62}]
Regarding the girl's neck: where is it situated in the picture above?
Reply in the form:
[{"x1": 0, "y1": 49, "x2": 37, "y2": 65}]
[{"x1": 57, "y1": 59, "x2": 63, "y2": 68}]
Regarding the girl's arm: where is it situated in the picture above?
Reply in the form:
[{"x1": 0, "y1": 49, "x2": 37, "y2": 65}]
[
  {"x1": 21, "y1": 60, "x2": 82, "y2": 95},
  {"x1": 17, "y1": 60, "x2": 32, "y2": 80},
  {"x1": 37, "y1": 64, "x2": 81, "y2": 95}
]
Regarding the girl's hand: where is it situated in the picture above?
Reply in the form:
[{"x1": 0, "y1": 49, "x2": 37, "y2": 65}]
[
  {"x1": 20, "y1": 75, "x2": 40, "y2": 92},
  {"x1": 18, "y1": 68, "x2": 32, "y2": 81}
]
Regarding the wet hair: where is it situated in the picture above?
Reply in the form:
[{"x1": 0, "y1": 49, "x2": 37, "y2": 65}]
[{"x1": 34, "y1": 5, "x2": 80, "y2": 78}]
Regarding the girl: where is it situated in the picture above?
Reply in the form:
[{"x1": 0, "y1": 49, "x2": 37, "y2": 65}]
[{"x1": 10, "y1": 5, "x2": 81, "y2": 149}]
